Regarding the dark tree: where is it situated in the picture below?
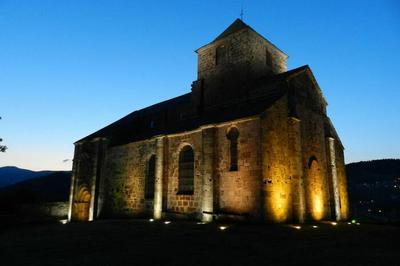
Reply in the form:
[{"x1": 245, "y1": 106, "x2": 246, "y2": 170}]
[{"x1": 0, "y1": 117, "x2": 7, "y2": 152}]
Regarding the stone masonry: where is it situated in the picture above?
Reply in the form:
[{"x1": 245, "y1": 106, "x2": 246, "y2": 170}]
[{"x1": 68, "y1": 19, "x2": 349, "y2": 223}]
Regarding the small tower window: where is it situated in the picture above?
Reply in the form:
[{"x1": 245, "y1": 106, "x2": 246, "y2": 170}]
[
  {"x1": 145, "y1": 155, "x2": 156, "y2": 199},
  {"x1": 266, "y1": 48, "x2": 273, "y2": 69},
  {"x1": 216, "y1": 45, "x2": 226, "y2": 65},
  {"x1": 227, "y1": 127, "x2": 239, "y2": 171}
]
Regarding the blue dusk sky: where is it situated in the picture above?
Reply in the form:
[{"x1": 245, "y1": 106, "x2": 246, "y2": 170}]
[{"x1": 0, "y1": 0, "x2": 399, "y2": 171}]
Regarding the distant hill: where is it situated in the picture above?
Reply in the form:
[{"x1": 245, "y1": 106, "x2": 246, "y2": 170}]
[
  {"x1": 346, "y1": 159, "x2": 400, "y2": 222},
  {"x1": 0, "y1": 169, "x2": 71, "y2": 214},
  {"x1": 0, "y1": 166, "x2": 53, "y2": 187},
  {"x1": 0, "y1": 171, "x2": 71, "y2": 202},
  {"x1": 346, "y1": 159, "x2": 400, "y2": 184}
]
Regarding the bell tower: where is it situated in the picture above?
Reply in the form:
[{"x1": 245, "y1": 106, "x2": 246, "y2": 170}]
[{"x1": 192, "y1": 19, "x2": 288, "y2": 110}]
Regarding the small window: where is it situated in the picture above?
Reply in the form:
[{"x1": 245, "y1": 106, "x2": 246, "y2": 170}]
[
  {"x1": 266, "y1": 48, "x2": 273, "y2": 68},
  {"x1": 145, "y1": 155, "x2": 156, "y2": 199},
  {"x1": 216, "y1": 45, "x2": 226, "y2": 65},
  {"x1": 178, "y1": 146, "x2": 194, "y2": 194},
  {"x1": 150, "y1": 121, "x2": 155, "y2": 128},
  {"x1": 227, "y1": 127, "x2": 239, "y2": 171}
]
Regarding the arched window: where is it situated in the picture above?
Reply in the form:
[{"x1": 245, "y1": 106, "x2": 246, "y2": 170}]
[
  {"x1": 145, "y1": 155, "x2": 156, "y2": 199},
  {"x1": 227, "y1": 127, "x2": 239, "y2": 171},
  {"x1": 216, "y1": 45, "x2": 227, "y2": 65},
  {"x1": 266, "y1": 48, "x2": 273, "y2": 69},
  {"x1": 308, "y1": 156, "x2": 318, "y2": 169},
  {"x1": 178, "y1": 145, "x2": 194, "y2": 194}
]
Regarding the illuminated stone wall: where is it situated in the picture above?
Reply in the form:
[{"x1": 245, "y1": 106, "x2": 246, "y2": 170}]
[
  {"x1": 257, "y1": 73, "x2": 346, "y2": 223},
  {"x1": 69, "y1": 24, "x2": 349, "y2": 223},
  {"x1": 19, "y1": 202, "x2": 69, "y2": 218},
  {"x1": 70, "y1": 96, "x2": 348, "y2": 223},
  {"x1": 288, "y1": 117, "x2": 306, "y2": 223},
  {"x1": 289, "y1": 74, "x2": 333, "y2": 222},
  {"x1": 165, "y1": 131, "x2": 203, "y2": 217},
  {"x1": 69, "y1": 83, "x2": 349, "y2": 223},
  {"x1": 261, "y1": 97, "x2": 293, "y2": 222},
  {"x1": 215, "y1": 118, "x2": 261, "y2": 217},
  {"x1": 301, "y1": 112, "x2": 331, "y2": 221},
  {"x1": 196, "y1": 27, "x2": 287, "y2": 109},
  {"x1": 99, "y1": 139, "x2": 156, "y2": 218},
  {"x1": 197, "y1": 28, "x2": 287, "y2": 81},
  {"x1": 69, "y1": 141, "x2": 98, "y2": 221},
  {"x1": 336, "y1": 144, "x2": 350, "y2": 220},
  {"x1": 96, "y1": 118, "x2": 263, "y2": 220}
]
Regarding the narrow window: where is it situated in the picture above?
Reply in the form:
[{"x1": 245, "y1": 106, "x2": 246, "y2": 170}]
[
  {"x1": 216, "y1": 45, "x2": 226, "y2": 65},
  {"x1": 266, "y1": 48, "x2": 273, "y2": 69},
  {"x1": 178, "y1": 145, "x2": 194, "y2": 194},
  {"x1": 145, "y1": 155, "x2": 156, "y2": 199},
  {"x1": 227, "y1": 127, "x2": 239, "y2": 171}
]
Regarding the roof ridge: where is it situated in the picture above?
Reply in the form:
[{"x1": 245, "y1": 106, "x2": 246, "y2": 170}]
[
  {"x1": 196, "y1": 19, "x2": 287, "y2": 57},
  {"x1": 213, "y1": 18, "x2": 249, "y2": 42}
]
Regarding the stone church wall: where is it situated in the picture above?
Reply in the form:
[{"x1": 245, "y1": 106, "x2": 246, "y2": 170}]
[
  {"x1": 99, "y1": 139, "x2": 156, "y2": 218},
  {"x1": 69, "y1": 20, "x2": 349, "y2": 223},
  {"x1": 335, "y1": 144, "x2": 349, "y2": 220},
  {"x1": 197, "y1": 30, "x2": 254, "y2": 108},
  {"x1": 197, "y1": 30, "x2": 251, "y2": 81},
  {"x1": 197, "y1": 28, "x2": 286, "y2": 82},
  {"x1": 71, "y1": 93, "x2": 348, "y2": 223},
  {"x1": 18, "y1": 201, "x2": 69, "y2": 218},
  {"x1": 165, "y1": 131, "x2": 203, "y2": 217},
  {"x1": 261, "y1": 96, "x2": 293, "y2": 222},
  {"x1": 215, "y1": 118, "x2": 261, "y2": 217},
  {"x1": 70, "y1": 85, "x2": 348, "y2": 223},
  {"x1": 299, "y1": 106, "x2": 331, "y2": 221},
  {"x1": 248, "y1": 32, "x2": 287, "y2": 76},
  {"x1": 70, "y1": 141, "x2": 99, "y2": 221},
  {"x1": 97, "y1": 118, "x2": 264, "y2": 220},
  {"x1": 258, "y1": 82, "x2": 339, "y2": 223},
  {"x1": 196, "y1": 28, "x2": 287, "y2": 109},
  {"x1": 291, "y1": 76, "x2": 333, "y2": 221}
]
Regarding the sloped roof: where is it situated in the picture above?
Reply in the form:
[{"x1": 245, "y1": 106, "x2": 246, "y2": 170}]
[
  {"x1": 213, "y1": 18, "x2": 249, "y2": 42},
  {"x1": 196, "y1": 19, "x2": 287, "y2": 57},
  {"x1": 324, "y1": 117, "x2": 344, "y2": 149},
  {"x1": 76, "y1": 66, "x2": 310, "y2": 146}
]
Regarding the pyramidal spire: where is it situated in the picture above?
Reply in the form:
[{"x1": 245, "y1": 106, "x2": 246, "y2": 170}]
[{"x1": 213, "y1": 19, "x2": 250, "y2": 42}]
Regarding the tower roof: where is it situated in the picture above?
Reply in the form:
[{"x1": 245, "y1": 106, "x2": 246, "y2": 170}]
[
  {"x1": 196, "y1": 18, "x2": 287, "y2": 57},
  {"x1": 213, "y1": 18, "x2": 250, "y2": 42}
]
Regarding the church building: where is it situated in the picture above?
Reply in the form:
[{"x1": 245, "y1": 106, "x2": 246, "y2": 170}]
[{"x1": 68, "y1": 19, "x2": 349, "y2": 223}]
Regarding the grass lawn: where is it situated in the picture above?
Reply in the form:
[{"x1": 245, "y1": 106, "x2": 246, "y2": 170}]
[{"x1": 1, "y1": 219, "x2": 399, "y2": 266}]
